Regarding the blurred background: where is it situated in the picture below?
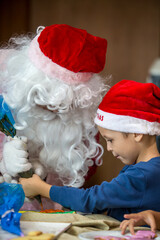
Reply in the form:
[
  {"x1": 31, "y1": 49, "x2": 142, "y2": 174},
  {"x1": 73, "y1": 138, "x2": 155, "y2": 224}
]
[{"x1": 0, "y1": 0, "x2": 160, "y2": 186}]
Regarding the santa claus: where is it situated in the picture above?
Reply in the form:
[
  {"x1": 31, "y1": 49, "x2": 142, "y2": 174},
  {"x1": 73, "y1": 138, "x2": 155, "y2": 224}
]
[{"x1": 0, "y1": 24, "x2": 109, "y2": 210}]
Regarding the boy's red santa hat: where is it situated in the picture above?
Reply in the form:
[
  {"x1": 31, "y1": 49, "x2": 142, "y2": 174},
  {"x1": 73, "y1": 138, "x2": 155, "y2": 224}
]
[
  {"x1": 95, "y1": 80, "x2": 160, "y2": 135},
  {"x1": 28, "y1": 24, "x2": 107, "y2": 84}
]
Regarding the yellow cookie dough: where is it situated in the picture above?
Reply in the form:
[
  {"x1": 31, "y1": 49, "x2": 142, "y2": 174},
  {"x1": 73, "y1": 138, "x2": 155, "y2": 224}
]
[{"x1": 27, "y1": 231, "x2": 43, "y2": 236}]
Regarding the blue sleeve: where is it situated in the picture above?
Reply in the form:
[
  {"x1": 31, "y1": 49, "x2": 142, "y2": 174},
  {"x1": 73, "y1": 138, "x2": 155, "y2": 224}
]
[{"x1": 49, "y1": 167, "x2": 146, "y2": 213}]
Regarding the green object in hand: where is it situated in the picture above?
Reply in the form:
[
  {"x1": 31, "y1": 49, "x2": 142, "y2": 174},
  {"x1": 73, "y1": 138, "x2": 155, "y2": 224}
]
[{"x1": 19, "y1": 169, "x2": 42, "y2": 204}]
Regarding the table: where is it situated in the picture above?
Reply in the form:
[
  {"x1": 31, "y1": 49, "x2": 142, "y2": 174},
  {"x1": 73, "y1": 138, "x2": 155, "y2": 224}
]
[{"x1": 0, "y1": 212, "x2": 152, "y2": 240}]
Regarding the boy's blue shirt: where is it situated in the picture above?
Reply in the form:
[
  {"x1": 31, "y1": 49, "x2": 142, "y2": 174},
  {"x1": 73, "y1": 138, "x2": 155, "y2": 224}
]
[{"x1": 50, "y1": 157, "x2": 160, "y2": 221}]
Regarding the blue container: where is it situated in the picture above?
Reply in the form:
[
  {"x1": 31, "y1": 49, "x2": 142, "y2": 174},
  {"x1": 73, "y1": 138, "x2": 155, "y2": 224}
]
[{"x1": 0, "y1": 95, "x2": 16, "y2": 137}]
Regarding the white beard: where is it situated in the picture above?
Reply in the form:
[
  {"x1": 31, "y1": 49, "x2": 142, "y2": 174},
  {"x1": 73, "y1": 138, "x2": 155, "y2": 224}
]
[{"x1": 18, "y1": 106, "x2": 102, "y2": 187}]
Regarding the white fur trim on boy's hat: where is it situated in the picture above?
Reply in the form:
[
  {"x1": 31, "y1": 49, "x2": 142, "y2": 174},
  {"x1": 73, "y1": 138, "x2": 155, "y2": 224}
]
[
  {"x1": 94, "y1": 79, "x2": 160, "y2": 136},
  {"x1": 95, "y1": 109, "x2": 160, "y2": 135}
]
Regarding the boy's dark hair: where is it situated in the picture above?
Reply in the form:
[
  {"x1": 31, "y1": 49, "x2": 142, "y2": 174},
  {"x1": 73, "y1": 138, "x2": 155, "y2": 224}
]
[{"x1": 122, "y1": 132, "x2": 129, "y2": 138}]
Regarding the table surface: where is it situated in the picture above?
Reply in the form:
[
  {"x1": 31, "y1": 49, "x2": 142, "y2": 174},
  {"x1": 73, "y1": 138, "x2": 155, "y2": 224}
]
[{"x1": 0, "y1": 221, "x2": 71, "y2": 239}]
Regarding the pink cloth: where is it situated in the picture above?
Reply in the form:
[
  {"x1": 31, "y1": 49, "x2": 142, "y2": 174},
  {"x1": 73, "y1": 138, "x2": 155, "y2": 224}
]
[{"x1": 21, "y1": 172, "x2": 63, "y2": 211}]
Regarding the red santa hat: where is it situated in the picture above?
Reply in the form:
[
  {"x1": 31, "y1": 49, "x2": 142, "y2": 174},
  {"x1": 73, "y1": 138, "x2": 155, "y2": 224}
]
[
  {"x1": 95, "y1": 80, "x2": 160, "y2": 135},
  {"x1": 28, "y1": 24, "x2": 107, "y2": 84}
]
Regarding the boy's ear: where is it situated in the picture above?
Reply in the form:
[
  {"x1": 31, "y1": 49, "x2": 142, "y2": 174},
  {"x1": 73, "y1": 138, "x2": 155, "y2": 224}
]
[{"x1": 133, "y1": 133, "x2": 143, "y2": 142}]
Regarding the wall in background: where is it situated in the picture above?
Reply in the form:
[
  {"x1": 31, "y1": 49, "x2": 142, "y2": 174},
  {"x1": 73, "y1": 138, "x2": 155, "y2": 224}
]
[
  {"x1": 0, "y1": 0, "x2": 160, "y2": 185},
  {"x1": 0, "y1": 0, "x2": 30, "y2": 42},
  {"x1": 29, "y1": 0, "x2": 160, "y2": 85}
]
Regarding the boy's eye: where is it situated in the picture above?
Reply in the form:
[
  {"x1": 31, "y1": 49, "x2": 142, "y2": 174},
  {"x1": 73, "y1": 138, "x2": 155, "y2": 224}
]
[{"x1": 107, "y1": 139, "x2": 112, "y2": 143}]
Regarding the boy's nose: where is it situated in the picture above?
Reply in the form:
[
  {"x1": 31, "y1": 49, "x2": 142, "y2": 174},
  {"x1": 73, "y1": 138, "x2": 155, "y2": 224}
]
[{"x1": 107, "y1": 143, "x2": 112, "y2": 152}]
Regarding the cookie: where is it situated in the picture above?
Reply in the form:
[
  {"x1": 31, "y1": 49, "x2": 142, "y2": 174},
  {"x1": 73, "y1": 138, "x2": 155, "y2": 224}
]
[
  {"x1": 27, "y1": 231, "x2": 43, "y2": 236},
  {"x1": 32, "y1": 233, "x2": 55, "y2": 239}
]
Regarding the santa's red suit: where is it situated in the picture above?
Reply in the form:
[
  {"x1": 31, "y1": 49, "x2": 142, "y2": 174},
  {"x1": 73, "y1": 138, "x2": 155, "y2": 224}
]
[{"x1": 0, "y1": 24, "x2": 109, "y2": 210}]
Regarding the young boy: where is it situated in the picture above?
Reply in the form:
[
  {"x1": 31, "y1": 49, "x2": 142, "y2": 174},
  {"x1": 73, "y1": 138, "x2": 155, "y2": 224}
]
[
  {"x1": 119, "y1": 60, "x2": 160, "y2": 235},
  {"x1": 19, "y1": 79, "x2": 160, "y2": 222}
]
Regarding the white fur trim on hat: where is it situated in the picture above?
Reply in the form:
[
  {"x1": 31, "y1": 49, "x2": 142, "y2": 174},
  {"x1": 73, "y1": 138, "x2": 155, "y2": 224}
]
[
  {"x1": 28, "y1": 35, "x2": 93, "y2": 85},
  {"x1": 94, "y1": 109, "x2": 160, "y2": 136}
]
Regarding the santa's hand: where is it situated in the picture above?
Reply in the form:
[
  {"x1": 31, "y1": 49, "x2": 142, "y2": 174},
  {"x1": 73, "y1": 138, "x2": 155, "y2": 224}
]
[
  {"x1": 0, "y1": 171, "x2": 19, "y2": 183},
  {"x1": 1, "y1": 136, "x2": 32, "y2": 177},
  {"x1": 32, "y1": 160, "x2": 47, "y2": 180}
]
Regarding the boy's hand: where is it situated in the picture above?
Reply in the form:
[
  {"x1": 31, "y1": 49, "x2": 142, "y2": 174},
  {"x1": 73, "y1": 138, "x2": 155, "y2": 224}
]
[
  {"x1": 19, "y1": 174, "x2": 42, "y2": 198},
  {"x1": 120, "y1": 210, "x2": 156, "y2": 235},
  {"x1": 19, "y1": 174, "x2": 51, "y2": 199}
]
